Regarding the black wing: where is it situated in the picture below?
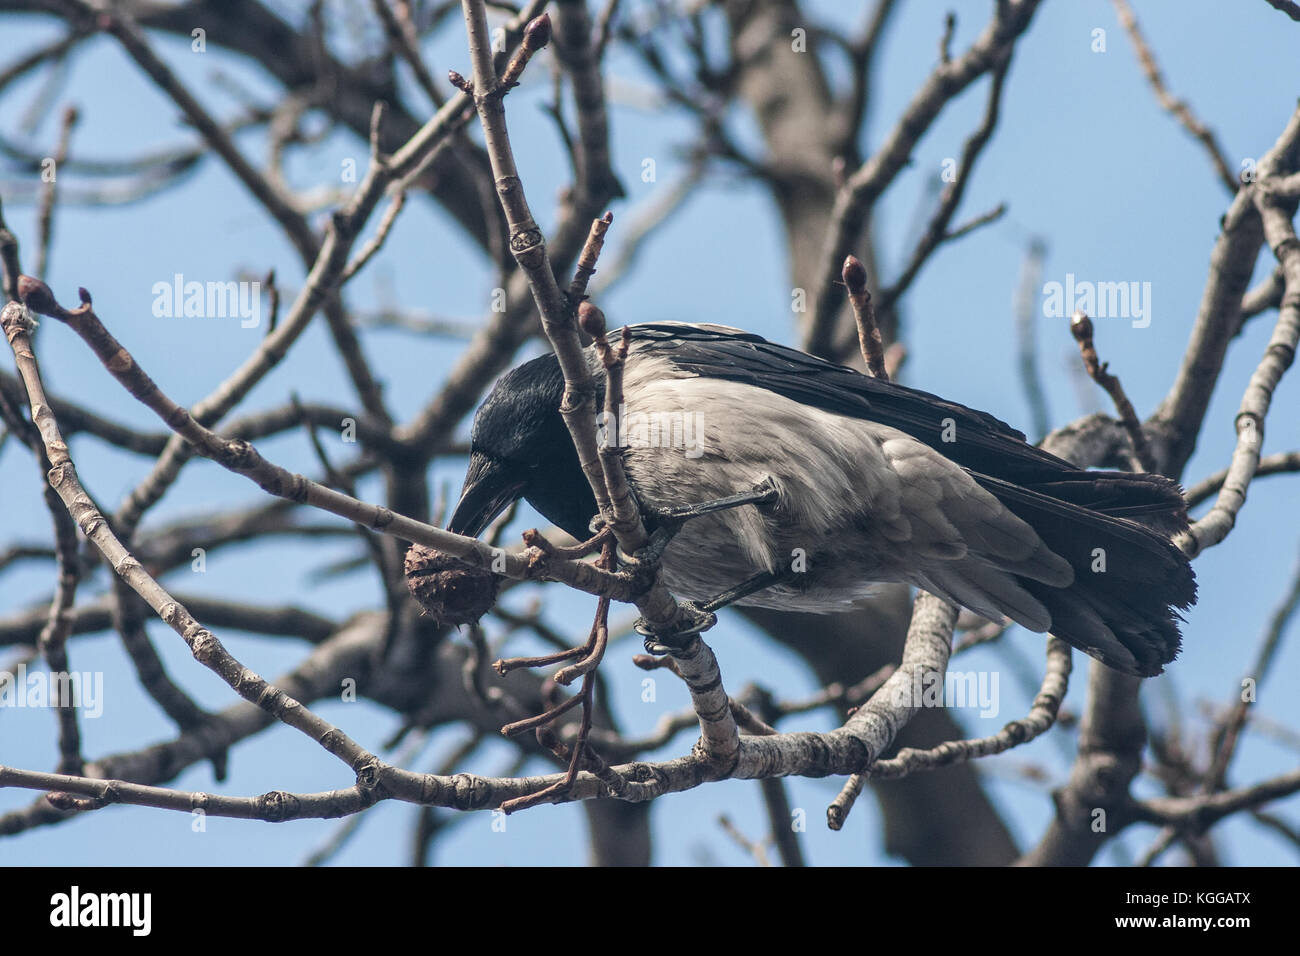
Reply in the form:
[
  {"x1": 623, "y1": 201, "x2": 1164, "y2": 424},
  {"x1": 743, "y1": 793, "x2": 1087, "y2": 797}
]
[{"x1": 629, "y1": 324, "x2": 1100, "y2": 482}]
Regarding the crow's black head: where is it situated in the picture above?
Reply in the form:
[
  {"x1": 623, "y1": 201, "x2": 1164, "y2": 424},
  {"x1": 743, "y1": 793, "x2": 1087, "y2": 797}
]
[{"x1": 447, "y1": 351, "x2": 596, "y2": 541}]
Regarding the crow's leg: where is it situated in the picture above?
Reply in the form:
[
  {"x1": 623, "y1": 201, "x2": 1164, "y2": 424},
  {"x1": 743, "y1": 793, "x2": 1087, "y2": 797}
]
[
  {"x1": 631, "y1": 476, "x2": 779, "y2": 566},
  {"x1": 637, "y1": 569, "x2": 791, "y2": 654},
  {"x1": 699, "y1": 569, "x2": 789, "y2": 613},
  {"x1": 655, "y1": 475, "x2": 780, "y2": 522}
]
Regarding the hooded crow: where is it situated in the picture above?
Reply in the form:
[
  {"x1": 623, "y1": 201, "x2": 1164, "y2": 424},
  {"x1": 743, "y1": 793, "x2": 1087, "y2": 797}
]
[{"x1": 448, "y1": 323, "x2": 1196, "y2": 677}]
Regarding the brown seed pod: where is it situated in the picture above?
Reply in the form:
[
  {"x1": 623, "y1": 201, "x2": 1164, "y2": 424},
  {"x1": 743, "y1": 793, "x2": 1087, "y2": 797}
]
[{"x1": 404, "y1": 545, "x2": 500, "y2": 626}]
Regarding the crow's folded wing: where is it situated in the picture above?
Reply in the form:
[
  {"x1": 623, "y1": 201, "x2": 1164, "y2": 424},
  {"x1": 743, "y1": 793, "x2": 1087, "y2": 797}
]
[
  {"x1": 620, "y1": 324, "x2": 1195, "y2": 676},
  {"x1": 626, "y1": 323, "x2": 1063, "y2": 480},
  {"x1": 626, "y1": 322, "x2": 1187, "y2": 529}
]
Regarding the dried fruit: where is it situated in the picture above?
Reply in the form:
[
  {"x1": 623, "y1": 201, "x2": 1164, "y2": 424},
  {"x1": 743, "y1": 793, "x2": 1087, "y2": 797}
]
[{"x1": 404, "y1": 545, "x2": 499, "y2": 626}]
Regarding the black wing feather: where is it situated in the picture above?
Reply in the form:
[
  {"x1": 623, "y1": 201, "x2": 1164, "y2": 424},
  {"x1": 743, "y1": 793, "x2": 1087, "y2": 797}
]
[
  {"x1": 630, "y1": 324, "x2": 1071, "y2": 482},
  {"x1": 627, "y1": 323, "x2": 1188, "y2": 525}
]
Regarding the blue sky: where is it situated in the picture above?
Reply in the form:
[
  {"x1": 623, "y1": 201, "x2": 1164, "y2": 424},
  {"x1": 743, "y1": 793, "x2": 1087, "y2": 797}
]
[{"x1": 1, "y1": 0, "x2": 1298, "y2": 865}]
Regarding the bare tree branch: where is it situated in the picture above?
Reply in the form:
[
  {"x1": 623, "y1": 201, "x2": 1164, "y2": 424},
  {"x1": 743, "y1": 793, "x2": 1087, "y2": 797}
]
[{"x1": 1111, "y1": 0, "x2": 1238, "y2": 194}]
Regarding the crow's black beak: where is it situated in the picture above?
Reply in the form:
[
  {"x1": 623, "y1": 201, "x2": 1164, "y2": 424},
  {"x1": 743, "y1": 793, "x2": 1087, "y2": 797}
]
[{"x1": 447, "y1": 452, "x2": 526, "y2": 538}]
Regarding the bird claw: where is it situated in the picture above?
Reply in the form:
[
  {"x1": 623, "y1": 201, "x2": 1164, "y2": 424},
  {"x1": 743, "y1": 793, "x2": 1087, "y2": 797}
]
[
  {"x1": 635, "y1": 601, "x2": 716, "y2": 654},
  {"x1": 626, "y1": 524, "x2": 675, "y2": 567}
]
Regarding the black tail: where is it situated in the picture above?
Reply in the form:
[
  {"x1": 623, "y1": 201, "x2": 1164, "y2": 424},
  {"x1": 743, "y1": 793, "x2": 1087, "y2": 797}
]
[{"x1": 974, "y1": 471, "x2": 1197, "y2": 677}]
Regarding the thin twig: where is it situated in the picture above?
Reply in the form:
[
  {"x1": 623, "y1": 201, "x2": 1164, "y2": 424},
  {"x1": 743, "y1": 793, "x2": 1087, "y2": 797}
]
[
  {"x1": 1130, "y1": 767, "x2": 1300, "y2": 835},
  {"x1": 33, "y1": 104, "x2": 79, "y2": 282},
  {"x1": 1070, "y1": 311, "x2": 1156, "y2": 472},
  {"x1": 718, "y1": 814, "x2": 773, "y2": 866},
  {"x1": 1111, "y1": 0, "x2": 1238, "y2": 193},
  {"x1": 843, "y1": 255, "x2": 887, "y2": 380},
  {"x1": 1014, "y1": 236, "x2": 1051, "y2": 441},
  {"x1": 567, "y1": 210, "x2": 614, "y2": 307},
  {"x1": 1184, "y1": 449, "x2": 1300, "y2": 508},
  {"x1": 371, "y1": 0, "x2": 445, "y2": 107},
  {"x1": 339, "y1": 189, "x2": 408, "y2": 284}
]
